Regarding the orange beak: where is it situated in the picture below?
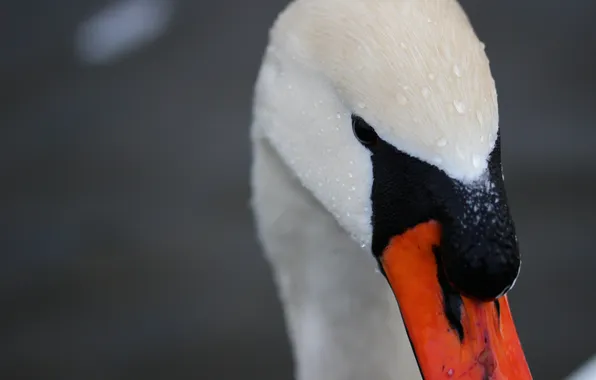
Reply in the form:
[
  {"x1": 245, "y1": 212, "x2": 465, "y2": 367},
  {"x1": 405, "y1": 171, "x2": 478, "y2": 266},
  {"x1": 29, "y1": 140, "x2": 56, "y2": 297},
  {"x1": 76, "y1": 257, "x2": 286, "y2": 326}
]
[{"x1": 380, "y1": 220, "x2": 533, "y2": 379}]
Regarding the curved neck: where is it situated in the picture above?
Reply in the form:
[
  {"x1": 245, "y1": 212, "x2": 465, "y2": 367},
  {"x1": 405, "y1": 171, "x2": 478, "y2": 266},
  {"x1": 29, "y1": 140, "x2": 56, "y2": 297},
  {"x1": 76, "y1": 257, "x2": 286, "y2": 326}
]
[{"x1": 251, "y1": 135, "x2": 421, "y2": 380}]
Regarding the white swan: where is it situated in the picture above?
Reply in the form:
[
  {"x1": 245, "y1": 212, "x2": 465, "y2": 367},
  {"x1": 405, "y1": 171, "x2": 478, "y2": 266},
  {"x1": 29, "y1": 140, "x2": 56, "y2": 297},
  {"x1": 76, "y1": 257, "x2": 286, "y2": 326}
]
[{"x1": 250, "y1": 0, "x2": 533, "y2": 379}]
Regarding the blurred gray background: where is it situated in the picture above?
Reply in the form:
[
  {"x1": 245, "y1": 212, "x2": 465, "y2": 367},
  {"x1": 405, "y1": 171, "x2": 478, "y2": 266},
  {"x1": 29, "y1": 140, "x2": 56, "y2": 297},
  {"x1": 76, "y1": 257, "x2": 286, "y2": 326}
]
[{"x1": 2, "y1": 0, "x2": 595, "y2": 379}]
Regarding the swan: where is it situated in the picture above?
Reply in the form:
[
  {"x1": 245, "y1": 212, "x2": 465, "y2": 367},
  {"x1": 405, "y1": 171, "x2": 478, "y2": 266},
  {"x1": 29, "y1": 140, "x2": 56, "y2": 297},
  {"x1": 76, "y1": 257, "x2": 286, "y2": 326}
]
[{"x1": 250, "y1": 0, "x2": 533, "y2": 378}]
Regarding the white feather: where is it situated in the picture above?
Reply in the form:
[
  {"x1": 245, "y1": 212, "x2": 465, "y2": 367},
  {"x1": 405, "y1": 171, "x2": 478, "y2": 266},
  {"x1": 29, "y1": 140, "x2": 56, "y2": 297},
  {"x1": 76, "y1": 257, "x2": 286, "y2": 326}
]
[{"x1": 253, "y1": 0, "x2": 499, "y2": 247}]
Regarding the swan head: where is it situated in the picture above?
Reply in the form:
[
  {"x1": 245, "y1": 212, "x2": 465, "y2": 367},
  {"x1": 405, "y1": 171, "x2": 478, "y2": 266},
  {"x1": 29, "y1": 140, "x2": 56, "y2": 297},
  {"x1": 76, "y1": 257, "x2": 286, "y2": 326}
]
[{"x1": 252, "y1": 0, "x2": 531, "y2": 377}]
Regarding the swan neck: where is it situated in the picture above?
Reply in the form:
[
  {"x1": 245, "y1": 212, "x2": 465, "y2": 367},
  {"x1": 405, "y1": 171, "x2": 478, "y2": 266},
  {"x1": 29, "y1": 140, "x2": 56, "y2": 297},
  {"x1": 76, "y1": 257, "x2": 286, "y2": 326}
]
[{"x1": 251, "y1": 135, "x2": 421, "y2": 380}]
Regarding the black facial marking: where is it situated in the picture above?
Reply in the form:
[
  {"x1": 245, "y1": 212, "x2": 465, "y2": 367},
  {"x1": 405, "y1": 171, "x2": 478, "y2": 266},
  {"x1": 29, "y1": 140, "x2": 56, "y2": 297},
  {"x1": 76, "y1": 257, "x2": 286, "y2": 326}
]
[
  {"x1": 494, "y1": 299, "x2": 501, "y2": 320},
  {"x1": 434, "y1": 246, "x2": 464, "y2": 342},
  {"x1": 352, "y1": 115, "x2": 379, "y2": 146},
  {"x1": 432, "y1": 138, "x2": 520, "y2": 301},
  {"x1": 352, "y1": 114, "x2": 520, "y2": 302}
]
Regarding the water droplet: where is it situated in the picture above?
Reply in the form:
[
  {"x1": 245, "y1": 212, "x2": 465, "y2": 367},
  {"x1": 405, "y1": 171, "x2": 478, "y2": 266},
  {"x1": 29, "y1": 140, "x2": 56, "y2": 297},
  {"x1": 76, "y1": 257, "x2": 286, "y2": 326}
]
[
  {"x1": 476, "y1": 110, "x2": 483, "y2": 125},
  {"x1": 453, "y1": 100, "x2": 466, "y2": 114},
  {"x1": 480, "y1": 135, "x2": 485, "y2": 143},
  {"x1": 346, "y1": 211, "x2": 351, "y2": 217},
  {"x1": 447, "y1": 368, "x2": 454, "y2": 377},
  {"x1": 453, "y1": 64, "x2": 462, "y2": 77},
  {"x1": 400, "y1": 42, "x2": 407, "y2": 49},
  {"x1": 428, "y1": 73, "x2": 436, "y2": 80},
  {"x1": 350, "y1": 186, "x2": 356, "y2": 191},
  {"x1": 336, "y1": 113, "x2": 341, "y2": 119},
  {"x1": 361, "y1": 243, "x2": 367, "y2": 248},
  {"x1": 397, "y1": 94, "x2": 408, "y2": 105},
  {"x1": 346, "y1": 196, "x2": 352, "y2": 201},
  {"x1": 427, "y1": 18, "x2": 432, "y2": 23},
  {"x1": 421, "y1": 87, "x2": 431, "y2": 98},
  {"x1": 349, "y1": 160, "x2": 354, "y2": 165},
  {"x1": 436, "y1": 138, "x2": 447, "y2": 147},
  {"x1": 348, "y1": 172, "x2": 353, "y2": 178},
  {"x1": 357, "y1": 102, "x2": 366, "y2": 109},
  {"x1": 472, "y1": 154, "x2": 483, "y2": 168}
]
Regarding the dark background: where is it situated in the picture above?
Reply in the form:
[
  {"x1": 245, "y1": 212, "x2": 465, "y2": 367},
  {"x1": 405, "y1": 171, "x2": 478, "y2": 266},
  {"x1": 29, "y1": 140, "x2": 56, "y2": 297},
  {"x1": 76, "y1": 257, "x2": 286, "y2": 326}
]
[{"x1": 2, "y1": 0, "x2": 596, "y2": 379}]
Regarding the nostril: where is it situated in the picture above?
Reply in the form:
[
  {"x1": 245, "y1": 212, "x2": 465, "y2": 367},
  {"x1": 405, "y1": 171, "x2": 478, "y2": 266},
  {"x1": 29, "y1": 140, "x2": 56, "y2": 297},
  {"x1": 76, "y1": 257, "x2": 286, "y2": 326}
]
[{"x1": 439, "y1": 242, "x2": 521, "y2": 301}]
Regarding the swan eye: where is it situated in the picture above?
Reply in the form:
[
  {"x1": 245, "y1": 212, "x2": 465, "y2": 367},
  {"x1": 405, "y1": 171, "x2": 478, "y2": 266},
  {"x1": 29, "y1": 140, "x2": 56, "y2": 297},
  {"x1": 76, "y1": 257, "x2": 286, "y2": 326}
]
[{"x1": 351, "y1": 115, "x2": 378, "y2": 146}]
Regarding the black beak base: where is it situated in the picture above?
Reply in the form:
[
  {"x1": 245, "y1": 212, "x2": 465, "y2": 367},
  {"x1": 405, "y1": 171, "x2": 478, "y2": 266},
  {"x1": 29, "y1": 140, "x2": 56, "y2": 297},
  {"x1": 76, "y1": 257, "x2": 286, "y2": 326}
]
[{"x1": 356, "y1": 113, "x2": 520, "y2": 302}]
